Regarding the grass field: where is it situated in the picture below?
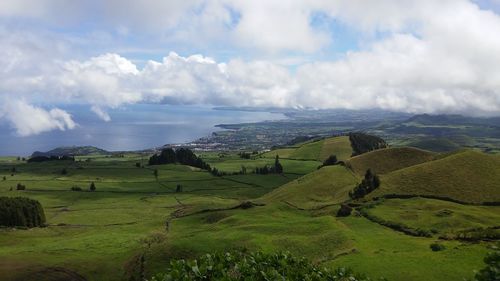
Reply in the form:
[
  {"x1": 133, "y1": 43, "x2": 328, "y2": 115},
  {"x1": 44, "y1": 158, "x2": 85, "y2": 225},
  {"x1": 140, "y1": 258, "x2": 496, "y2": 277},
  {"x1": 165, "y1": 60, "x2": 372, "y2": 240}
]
[
  {"x1": 262, "y1": 136, "x2": 353, "y2": 162},
  {"x1": 260, "y1": 165, "x2": 359, "y2": 209},
  {"x1": 346, "y1": 147, "x2": 435, "y2": 175},
  {"x1": 370, "y1": 150, "x2": 500, "y2": 203},
  {"x1": 0, "y1": 145, "x2": 498, "y2": 281},
  {"x1": 365, "y1": 197, "x2": 500, "y2": 236}
]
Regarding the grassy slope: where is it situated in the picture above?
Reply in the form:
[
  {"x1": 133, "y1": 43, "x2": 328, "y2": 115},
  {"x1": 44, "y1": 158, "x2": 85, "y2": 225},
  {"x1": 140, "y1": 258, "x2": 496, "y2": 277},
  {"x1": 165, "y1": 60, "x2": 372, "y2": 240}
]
[
  {"x1": 262, "y1": 136, "x2": 353, "y2": 162},
  {"x1": 366, "y1": 197, "x2": 500, "y2": 235},
  {"x1": 347, "y1": 147, "x2": 436, "y2": 175},
  {"x1": 0, "y1": 154, "x2": 304, "y2": 281},
  {"x1": 260, "y1": 165, "x2": 359, "y2": 209},
  {"x1": 289, "y1": 140, "x2": 324, "y2": 160},
  {"x1": 319, "y1": 136, "x2": 353, "y2": 162},
  {"x1": 371, "y1": 150, "x2": 500, "y2": 203}
]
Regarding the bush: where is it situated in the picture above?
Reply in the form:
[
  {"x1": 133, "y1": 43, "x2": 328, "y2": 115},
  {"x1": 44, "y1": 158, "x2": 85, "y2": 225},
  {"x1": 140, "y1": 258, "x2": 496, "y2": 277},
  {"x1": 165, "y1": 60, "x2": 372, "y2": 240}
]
[
  {"x1": 337, "y1": 204, "x2": 353, "y2": 217},
  {"x1": 323, "y1": 155, "x2": 338, "y2": 166},
  {"x1": 474, "y1": 248, "x2": 500, "y2": 281},
  {"x1": 16, "y1": 183, "x2": 26, "y2": 190},
  {"x1": 71, "y1": 186, "x2": 82, "y2": 191},
  {"x1": 430, "y1": 243, "x2": 446, "y2": 251},
  {"x1": 89, "y1": 182, "x2": 96, "y2": 192},
  {"x1": 0, "y1": 197, "x2": 46, "y2": 227},
  {"x1": 149, "y1": 251, "x2": 379, "y2": 281}
]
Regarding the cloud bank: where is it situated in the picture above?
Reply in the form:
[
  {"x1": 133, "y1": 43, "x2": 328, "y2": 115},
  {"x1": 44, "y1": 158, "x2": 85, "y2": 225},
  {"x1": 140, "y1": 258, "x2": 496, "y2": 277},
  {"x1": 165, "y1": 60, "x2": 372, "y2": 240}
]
[{"x1": 2, "y1": 0, "x2": 500, "y2": 135}]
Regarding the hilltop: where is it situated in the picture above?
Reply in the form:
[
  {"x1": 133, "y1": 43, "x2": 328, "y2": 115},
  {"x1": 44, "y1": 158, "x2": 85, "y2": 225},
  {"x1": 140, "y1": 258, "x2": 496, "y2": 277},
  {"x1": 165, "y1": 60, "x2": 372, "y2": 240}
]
[
  {"x1": 262, "y1": 136, "x2": 353, "y2": 162},
  {"x1": 346, "y1": 147, "x2": 436, "y2": 175},
  {"x1": 370, "y1": 150, "x2": 500, "y2": 203},
  {"x1": 31, "y1": 146, "x2": 110, "y2": 157}
]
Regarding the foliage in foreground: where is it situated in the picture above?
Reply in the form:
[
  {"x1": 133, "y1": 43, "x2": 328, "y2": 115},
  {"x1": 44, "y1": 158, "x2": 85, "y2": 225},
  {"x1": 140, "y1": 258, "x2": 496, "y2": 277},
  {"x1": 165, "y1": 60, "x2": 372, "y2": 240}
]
[
  {"x1": 474, "y1": 248, "x2": 500, "y2": 281},
  {"x1": 150, "y1": 251, "x2": 381, "y2": 281}
]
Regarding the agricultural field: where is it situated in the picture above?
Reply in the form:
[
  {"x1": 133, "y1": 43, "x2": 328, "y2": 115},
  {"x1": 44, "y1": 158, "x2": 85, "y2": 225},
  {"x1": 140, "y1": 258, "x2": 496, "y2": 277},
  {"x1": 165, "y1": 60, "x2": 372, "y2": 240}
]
[{"x1": 0, "y1": 136, "x2": 499, "y2": 281}]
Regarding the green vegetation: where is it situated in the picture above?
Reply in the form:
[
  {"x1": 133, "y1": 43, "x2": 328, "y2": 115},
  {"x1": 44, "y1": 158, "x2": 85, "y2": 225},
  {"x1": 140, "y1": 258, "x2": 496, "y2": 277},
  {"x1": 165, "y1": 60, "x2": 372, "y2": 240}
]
[
  {"x1": 362, "y1": 198, "x2": 500, "y2": 239},
  {"x1": 349, "y1": 169, "x2": 380, "y2": 200},
  {"x1": 346, "y1": 147, "x2": 435, "y2": 176},
  {"x1": 261, "y1": 136, "x2": 353, "y2": 162},
  {"x1": 0, "y1": 197, "x2": 46, "y2": 227},
  {"x1": 261, "y1": 165, "x2": 358, "y2": 209},
  {"x1": 150, "y1": 251, "x2": 376, "y2": 281},
  {"x1": 473, "y1": 248, "x2": 500, "y2": 281},
  {"x1": 149, "y1": 148, "x2": 210, "y2": 170},
  {"x1": 0, "y1": 136, "x2": 499, "y2": 281},
  {"x1": 408, "y1": 138, "x2": 461, "y2": 153},
  {"x1": 349, "y1": 133, "x2": 388, "y2": 156},
  {"x1": 371, "y1": 150, "x2": 500, "y2": 203}
]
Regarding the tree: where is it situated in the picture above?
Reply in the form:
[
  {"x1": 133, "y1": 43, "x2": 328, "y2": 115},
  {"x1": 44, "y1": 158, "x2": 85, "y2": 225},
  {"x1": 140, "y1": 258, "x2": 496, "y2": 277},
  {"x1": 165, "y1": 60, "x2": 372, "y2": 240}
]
[
  {"x1": 154, "y1": 169, "x2": 159, "y2": 179},
  {"x1": 89, "y1": 182, "x2": 96, "y2": 192},
  {"x1": 176, "y1": 184, "x2": 183, "y2": 193},
  {"x1": 274, "y1": 155, "x2": 284, "y2": 174},
  {"x1": 135, "y1": 162, "x2": 141, "y2": 168},
  {"x1": 323, "y1": 155, "x2": 338, "y2": 166},
  {"x1": 16, "y1": 183, "x2": 26, "y2": 190},
  {"x1": 61, "y1": 168, "x2": 68, "y2": 175},
  {"x1": 349, "y1": 169, "x2": 380, "y2": 200}
]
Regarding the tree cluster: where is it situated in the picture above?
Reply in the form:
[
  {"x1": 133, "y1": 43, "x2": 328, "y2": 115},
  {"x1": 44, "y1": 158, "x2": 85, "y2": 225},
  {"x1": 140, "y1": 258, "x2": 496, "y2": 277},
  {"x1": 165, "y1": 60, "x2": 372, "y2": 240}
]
[
  {"x1": 149, "y1": 148, "x2": 210, "y2": 170},
  {"x1": 238, "y1": 152, "x2": 251, "y2": 159},
  {"x1": 27, "y1": 155, "x2": 75, "y2": 163},
  {"x1": 349, "y1": 169, "x2": 380, "y2": 199},
  {"x1": 254, "y1": 155, "x2": 283, "y2": 175},
  {"x1": 0, "y1": 197, "x2": 46, "y2": 228},
  {"x1": 349, "y1": 132, "x2": 388, "y2": 156},
  {"x1": 322, "y1": 155, "x2": 338, "y2": 166}
]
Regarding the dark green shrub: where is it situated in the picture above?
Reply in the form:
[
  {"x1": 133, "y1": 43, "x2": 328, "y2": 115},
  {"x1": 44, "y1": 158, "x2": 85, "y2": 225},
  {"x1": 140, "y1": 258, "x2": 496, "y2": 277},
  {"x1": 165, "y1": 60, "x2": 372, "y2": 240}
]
[
  {"x1": 0, "y1": 197, "x2": 46, "y2": 227},
  {"x1": 323, "y1": 155, "x2": 338, "y2": 166},
  {"x1": 71, "y1": 186, "x2": 82, "y2": 191},
  {"x1": 337, "y1": 204, "x2": 353, "y2": 217},
  {"x1": 16, "y1": 183, "x2": 26, "y2": 190},
  {"x1": 430, "y1": 243, "x2": 446, "y2": 251},
  {"x1": 474, "y1": 249, "x2": 500, "y2": 281},
  {"x1": 89, "y1": 182, "x2": 96, "y2": 192},
  {"x1": 150, "y1": 251, "x2": 379, "y2": 281}
]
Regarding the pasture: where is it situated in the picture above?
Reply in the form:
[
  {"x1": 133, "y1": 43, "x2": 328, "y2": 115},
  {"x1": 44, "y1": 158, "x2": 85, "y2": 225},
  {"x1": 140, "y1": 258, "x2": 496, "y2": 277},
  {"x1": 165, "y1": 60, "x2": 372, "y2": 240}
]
[{"x1": 0, "y1": 140, "x2": 498, "y2": 281}]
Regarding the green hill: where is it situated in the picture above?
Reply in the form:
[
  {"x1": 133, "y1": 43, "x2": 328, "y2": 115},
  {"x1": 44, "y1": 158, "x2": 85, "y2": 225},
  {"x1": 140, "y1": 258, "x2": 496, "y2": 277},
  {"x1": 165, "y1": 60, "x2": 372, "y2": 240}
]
[
  {"x1": 408, "y1": 138, "x2": 461, "y2": 152},
  {"x1": 346, "y1": 147, "x2": 436, "y2": 176},
  {"x1": 262, "y1": 136, "x2": 353, "y2": 162},
  {"x1": 31, "y1": 146, "x2": 109, "y2": 157},
  {"x1": 261, "y1": 165, "x2": 359, "y2": 209},
  {"x1": 370, "y1": 150, "x2": 500, "y2": 203}
]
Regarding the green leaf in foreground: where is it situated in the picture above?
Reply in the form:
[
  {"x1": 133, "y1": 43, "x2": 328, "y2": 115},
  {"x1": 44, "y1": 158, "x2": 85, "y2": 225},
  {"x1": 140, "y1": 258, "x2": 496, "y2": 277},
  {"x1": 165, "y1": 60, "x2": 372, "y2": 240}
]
[{"x1": 150, "y1": 251, "x2": 383, "y2": 281}]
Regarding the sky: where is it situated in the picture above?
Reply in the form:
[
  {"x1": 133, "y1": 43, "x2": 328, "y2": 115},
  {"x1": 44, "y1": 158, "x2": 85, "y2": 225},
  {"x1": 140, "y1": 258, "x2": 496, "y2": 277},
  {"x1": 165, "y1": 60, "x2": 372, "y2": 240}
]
[{"x1": 1, "y1": 0, "x2": 500, "y2": 136}]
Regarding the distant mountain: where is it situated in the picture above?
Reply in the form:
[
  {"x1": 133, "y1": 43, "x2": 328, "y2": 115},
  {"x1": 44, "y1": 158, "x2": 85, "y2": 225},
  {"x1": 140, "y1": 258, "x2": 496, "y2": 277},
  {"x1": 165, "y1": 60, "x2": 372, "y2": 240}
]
[
  {"x1": 405, "y1": 114, "x2": 500, "y2": 126},
  {"x1": 31, "y1": 146, "x2": 109, "y2": 157}
]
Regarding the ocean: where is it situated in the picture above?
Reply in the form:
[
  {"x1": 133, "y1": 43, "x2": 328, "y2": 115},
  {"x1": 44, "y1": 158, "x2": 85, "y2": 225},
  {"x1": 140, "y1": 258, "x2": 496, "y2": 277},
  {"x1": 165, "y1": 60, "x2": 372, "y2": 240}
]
[{"x1": 0, "y1": 104, "x2": 285, "y2": 156}]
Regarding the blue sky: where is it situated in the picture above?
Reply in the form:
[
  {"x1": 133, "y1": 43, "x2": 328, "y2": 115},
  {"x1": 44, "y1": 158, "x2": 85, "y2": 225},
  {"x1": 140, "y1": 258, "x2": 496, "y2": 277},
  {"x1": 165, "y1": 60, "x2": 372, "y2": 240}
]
[{"x1": 2, "y1": 0, "x2": 500, "y2": 136}]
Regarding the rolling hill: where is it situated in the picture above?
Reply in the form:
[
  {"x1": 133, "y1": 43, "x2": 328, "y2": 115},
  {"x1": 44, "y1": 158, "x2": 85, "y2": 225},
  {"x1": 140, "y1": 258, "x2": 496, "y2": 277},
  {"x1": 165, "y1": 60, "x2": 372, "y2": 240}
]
[
  {"x1": 260, "y1": 165, "x2": 359, "y2": 209},
  {"x1": 262, "y1": 136, "x2": 353, "y2": 162},
  {"x1": 31, "y1": 146, "x2": 109, "y2": 157},
  {"x1": 370, "y1": 150, "x2": 500, "y2": 203},
  {"x1": 346, "y1": 147, "x2": 436, "y2": 176}
]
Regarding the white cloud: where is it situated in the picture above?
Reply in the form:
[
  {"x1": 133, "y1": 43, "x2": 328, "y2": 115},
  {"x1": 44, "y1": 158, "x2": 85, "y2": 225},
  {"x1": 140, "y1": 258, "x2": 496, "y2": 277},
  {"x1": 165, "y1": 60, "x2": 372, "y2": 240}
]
[
  {"x1": 1, "y1": 0, "x2": 500, "y2": 138},
  {"x1": 91, "y1": 106, "x2": 111, "y2": 122},
  {"x1": 0, "y1": 100, "x2": 76, "y2": 136}
]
